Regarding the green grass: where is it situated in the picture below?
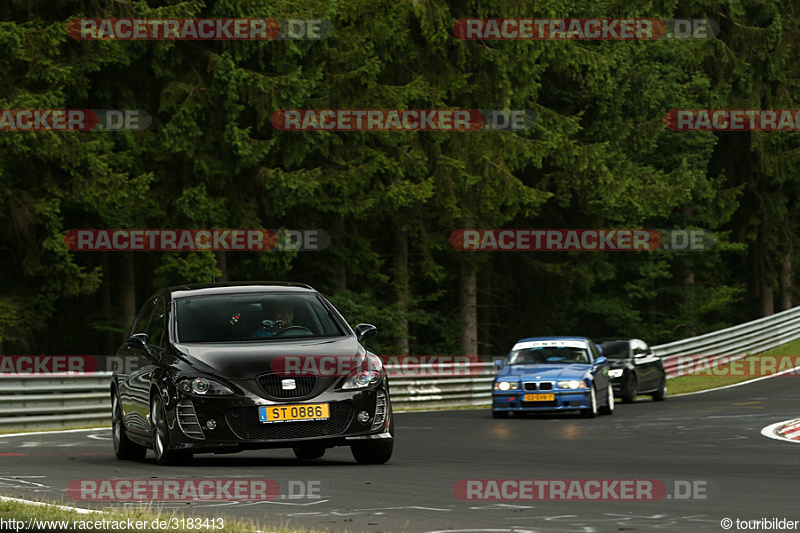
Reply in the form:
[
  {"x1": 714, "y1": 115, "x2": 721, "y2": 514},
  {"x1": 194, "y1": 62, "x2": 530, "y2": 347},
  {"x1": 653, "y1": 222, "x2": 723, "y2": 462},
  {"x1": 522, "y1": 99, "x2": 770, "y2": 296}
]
[
  {"x1": 0, "y1": 497, "x2": 329, "y2": 533},
  {"x1": 667, "y1": 338, "x2": 800, "y2": 395}
]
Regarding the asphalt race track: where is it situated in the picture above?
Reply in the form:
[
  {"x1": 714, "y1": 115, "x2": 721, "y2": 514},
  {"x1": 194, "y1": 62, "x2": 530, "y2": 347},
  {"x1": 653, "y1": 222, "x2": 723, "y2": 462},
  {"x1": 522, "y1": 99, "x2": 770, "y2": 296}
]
[{"x1": 1, "y1": 376, "x2": 798, "y2": 532}]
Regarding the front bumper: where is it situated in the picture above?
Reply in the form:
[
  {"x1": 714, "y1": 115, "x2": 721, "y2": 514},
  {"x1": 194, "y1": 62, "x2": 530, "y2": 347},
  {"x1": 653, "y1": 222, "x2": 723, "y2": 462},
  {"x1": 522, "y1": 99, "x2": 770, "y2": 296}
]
[
  {"x1": 492, "y1": 389, "x2": 591, "y2": 412},
  {"x1": 163, "y1": 381, "x2": 392, "y2": 452}
]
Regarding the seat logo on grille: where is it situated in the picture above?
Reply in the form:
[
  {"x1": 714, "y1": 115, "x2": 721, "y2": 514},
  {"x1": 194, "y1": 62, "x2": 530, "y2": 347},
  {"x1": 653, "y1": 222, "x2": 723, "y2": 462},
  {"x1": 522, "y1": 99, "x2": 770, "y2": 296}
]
[{"x1": 281, "y1": 378, "x2": 297, "y2": 390}]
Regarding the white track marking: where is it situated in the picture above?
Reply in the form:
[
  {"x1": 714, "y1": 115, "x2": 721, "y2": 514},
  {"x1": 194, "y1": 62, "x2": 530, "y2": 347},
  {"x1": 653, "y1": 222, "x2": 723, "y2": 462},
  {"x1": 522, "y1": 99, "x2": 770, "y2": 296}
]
[
  {"x1": 761, "y1": 419, "x2": 800, "y2": 444},
  {"x1": 0, "y1": 427, "x2": 106, "y2": 438}
]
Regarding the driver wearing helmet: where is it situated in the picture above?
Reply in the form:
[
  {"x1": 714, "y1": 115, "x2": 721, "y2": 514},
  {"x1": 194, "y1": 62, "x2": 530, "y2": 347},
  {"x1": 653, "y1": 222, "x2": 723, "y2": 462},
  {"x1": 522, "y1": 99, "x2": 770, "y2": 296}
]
[{"x1": 252, "y1": 299, "x2": 294, "y2": 338}]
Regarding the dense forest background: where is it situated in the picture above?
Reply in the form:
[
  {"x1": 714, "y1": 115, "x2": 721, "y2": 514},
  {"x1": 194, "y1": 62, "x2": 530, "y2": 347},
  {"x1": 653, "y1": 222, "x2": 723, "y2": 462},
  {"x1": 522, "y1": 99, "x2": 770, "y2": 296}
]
[{"x1": 1, "y1": 0, "x2": 798, "y2": 358}]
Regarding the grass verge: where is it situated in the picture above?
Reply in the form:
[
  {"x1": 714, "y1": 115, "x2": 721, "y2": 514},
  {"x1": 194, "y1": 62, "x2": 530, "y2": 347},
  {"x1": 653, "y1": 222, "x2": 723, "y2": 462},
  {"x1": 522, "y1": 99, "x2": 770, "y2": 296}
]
[
  {"x1": 0, "y1": 497, "x2": 327, "y2": 533},
  {"x1": 667, "y1": 338, "x2": 800, "y2": 395}
]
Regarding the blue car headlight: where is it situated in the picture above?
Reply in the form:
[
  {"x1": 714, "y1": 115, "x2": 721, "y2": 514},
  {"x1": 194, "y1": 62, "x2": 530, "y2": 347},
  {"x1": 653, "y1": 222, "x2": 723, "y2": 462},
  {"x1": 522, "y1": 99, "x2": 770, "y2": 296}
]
[
  {"x1": 177, "y1": 377, "x2": 233, "y2": 395},
  {"x1": 493, "y1": 381, "x2": 519, "y2": 391},
  {"x1": 558, "y1": 380, "x2": 588, "y2": 390}
]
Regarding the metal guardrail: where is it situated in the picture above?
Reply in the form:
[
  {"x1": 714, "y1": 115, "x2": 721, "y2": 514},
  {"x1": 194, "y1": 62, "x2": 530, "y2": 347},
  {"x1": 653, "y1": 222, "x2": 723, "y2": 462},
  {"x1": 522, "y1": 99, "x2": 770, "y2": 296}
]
[
  {"x1": 0, "y1": 373, "x2": 112, "y2": 430},
  {"x1": 2, "y1": 306, "x2": 800, "y2": 429},
  {"x1": 651, "y1": 306, "x2": 800, "y2": 377}
]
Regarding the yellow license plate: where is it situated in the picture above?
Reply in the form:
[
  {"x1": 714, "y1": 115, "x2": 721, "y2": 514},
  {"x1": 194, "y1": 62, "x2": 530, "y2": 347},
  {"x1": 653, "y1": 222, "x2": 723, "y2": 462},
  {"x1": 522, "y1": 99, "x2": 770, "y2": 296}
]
[
  {"x1": 525, "y1": 394, "x2": 555, "y2": 402},
  {"x1": 259, "y1": 403, "x2": 329, "y2": 423}
]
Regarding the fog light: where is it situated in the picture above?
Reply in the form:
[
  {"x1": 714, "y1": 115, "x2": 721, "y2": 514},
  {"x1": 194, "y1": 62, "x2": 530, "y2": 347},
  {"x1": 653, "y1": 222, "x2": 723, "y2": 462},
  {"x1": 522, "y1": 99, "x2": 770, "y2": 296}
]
[
  {"x1": 206, "y1": 419, "x2": 217, "y2": 430},
  {"x1": 357, "y1": 411, "x2": 370, "y2": 423}
]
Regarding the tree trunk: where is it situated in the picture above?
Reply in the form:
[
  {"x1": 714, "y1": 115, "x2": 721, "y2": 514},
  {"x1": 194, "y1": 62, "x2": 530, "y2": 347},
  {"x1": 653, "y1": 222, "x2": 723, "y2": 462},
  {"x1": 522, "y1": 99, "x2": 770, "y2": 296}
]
[
  {"x1": 119, "y1": 254, "x2": 136, "y2": 338},
  {"x1": 760, "y1": 280, "x2": 774, "y2": 316},
  {"x1": 780, "y1": 246, "x2": 792, "y2": 311},
  {"x1": 460, "y1": 259, "x2": 478, "y2": 356},
  {"x1": 683, "y1": 267, "x2": 696, "y2": 337},
  {"x1": 102, "y1": 253, "x2": 114, "y2": 354},
  {"x1": 394, "y1": 224, "x2": 409, "y2": 356},
  {"x1": 216, "y1": 251, "x2": 228, "y2": 282},
  {"x1": 334, "y1": 218, "x2": 347, "y2": 292}
]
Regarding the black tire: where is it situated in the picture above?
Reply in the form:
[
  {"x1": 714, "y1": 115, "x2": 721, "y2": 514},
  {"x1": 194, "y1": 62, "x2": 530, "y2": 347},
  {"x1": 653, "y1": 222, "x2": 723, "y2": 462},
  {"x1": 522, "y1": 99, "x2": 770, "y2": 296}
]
[
  {"x1": 599, "y1": 384, "x2": 615, "y2": 415},
  {"x1": 351, "y1": 417, "x2": 394, "y2": 464},
  {"x1": 293, "y1": 445, "x2": 326, "y2": 460},
  {"x1": 492, "y1": 410, "x2": 508, "y2": 419},
  {"x1": 581, "y1": 385, "x2": 598, "y2": 418},
  {"x1": 151, "y1": 393, "x2": 192, "y2": 466},
  {"x1": 651, "y1": 374, "x2": 667, "y2": 401},
  {"x1": 112, "y1": 390, "x2": 146, "y2": 461},
  {"x1": 621, "y1": 375, "x2": 638, "y2": 403}
]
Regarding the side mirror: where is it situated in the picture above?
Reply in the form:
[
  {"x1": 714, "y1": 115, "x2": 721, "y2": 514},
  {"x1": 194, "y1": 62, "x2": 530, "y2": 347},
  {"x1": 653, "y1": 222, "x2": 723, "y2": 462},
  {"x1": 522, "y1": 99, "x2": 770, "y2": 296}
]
[
  {"x1": 634, "y1": 351, "x2": 649, "y2": 359},
  {"x1": 354, "y1": 323, "x2": 377, "y2": 343},
  {"x1": 126, "y1": 333, "x2": 149, "y2": 349},
  {"x1": 593, "y1": 356, "x2": 607, "y2": 366},
  {"x1": 494, "y1": 360, "x2": 505, "y2": 369}
]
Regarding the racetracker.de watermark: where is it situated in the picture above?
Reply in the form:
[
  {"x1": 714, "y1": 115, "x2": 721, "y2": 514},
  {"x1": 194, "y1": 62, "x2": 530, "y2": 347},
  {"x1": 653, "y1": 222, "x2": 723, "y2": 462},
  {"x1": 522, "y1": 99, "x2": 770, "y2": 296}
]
[
  {"x1": 674, "y1": 355, "x2": 800, "y2": 377},
  {"x1": 453, "y1": 479, "x2": 709, "y2": 500},
  {"x1": 0, "y1": 109, "x2": 151, "y2": 131},
  {"x1": 449, "y1": 229, "x2": 715, "y2": 251},
  {"x1": 452, "y1": 18, "x2": 718, "y2": 40},
  {"x1": 665, "y1": 109, "x2": 800, "y2": 131},
  {"x1": 67, "y1": 479, "x2": 326, "y2": 501},
  {"x1": 63, "y1": 229, "x2": 329, "y2": 251},
  {"x1": 270, "y1": 354, "x2": 483, "y2": 377},
  {"x1": 68, "y1": 18, "x2": 332, "y2": 40},
  {"x1": 271, "y1": 109, "x2": 536, "y2": 131}
]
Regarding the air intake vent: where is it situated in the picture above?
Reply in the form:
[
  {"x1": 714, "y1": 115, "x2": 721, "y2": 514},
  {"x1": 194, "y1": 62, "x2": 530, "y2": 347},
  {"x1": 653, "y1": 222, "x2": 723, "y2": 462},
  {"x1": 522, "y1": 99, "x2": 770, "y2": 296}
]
[
  {"x1": 371, "y1": 390, "x2": 387, "y2": 430},
  {"x1": 176, "y1": 399, "x2": 205, "y2": 440}
]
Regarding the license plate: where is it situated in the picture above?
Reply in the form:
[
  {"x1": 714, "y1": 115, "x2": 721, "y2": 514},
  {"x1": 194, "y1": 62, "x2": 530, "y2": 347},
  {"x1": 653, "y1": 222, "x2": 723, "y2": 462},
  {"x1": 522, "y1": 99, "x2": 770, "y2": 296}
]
[
  {"x1": 525, "y1": 394, "x2": 555, "y2": 402},
  {"x1": 259, "y1": 403, "x2": 329, "y2": 423}
]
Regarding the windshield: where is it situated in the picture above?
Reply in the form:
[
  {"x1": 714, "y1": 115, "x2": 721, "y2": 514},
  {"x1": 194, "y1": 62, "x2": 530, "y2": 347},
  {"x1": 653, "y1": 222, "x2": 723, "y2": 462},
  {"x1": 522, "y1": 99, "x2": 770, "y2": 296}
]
[
  {"x1": 507, "y1": 346, "x2": 590, "y2": 365},
  {"x1": 175, "y1": 292, "x2": 345, "y2": 342},
  {"x1": 598, "y1": 341, "x2": 630, "y2": 359}
]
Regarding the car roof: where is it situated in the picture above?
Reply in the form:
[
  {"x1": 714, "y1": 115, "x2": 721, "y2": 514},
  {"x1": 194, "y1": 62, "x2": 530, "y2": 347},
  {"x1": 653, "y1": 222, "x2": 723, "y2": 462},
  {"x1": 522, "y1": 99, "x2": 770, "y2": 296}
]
[
  {"x1": 515, "y1": 336, "x2": 594, "y2": 344},
  {"x1": 167, "y1": 282, "x2": 317, "y2": 299},
  {"x1": 594, "y1": 338, "x2": 633, "y2": 343}
]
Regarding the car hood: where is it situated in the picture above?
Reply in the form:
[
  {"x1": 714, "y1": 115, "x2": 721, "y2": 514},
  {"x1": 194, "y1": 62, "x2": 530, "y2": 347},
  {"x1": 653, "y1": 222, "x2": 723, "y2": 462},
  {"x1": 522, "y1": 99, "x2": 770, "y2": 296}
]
[
  {"x1": 497, "y1": 364, "x2": 592, "y2": 381},
  {"x1": 173, "y1": 337, "x2": 365, "y2": 380}
]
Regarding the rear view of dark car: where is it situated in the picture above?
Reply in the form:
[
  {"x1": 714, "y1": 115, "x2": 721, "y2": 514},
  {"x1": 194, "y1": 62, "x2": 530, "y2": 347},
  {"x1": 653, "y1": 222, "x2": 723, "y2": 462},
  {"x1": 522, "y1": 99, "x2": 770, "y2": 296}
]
[
  {"x1": 111, "y1": 283, "x2": 393, "y2": 465},
  {"x1": 595, "y1": 338, "x2": 667, "y2": 403}
]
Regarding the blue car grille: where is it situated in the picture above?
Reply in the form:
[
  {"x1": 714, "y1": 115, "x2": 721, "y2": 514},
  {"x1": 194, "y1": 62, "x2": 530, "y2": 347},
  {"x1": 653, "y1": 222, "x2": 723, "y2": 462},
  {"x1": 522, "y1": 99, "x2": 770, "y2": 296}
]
[
  {"x1": 523, "y1": 381, "x2": 554, "y2": 391},
  {"x1": 225, "y1": 402, "x2": 353, "y2": 440}
]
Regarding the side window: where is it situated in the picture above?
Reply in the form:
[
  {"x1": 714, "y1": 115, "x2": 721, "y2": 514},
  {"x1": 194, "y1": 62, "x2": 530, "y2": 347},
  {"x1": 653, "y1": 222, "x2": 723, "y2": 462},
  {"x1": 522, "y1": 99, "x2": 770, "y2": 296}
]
[
  {"x1": 131, "y1": 299, "x2": 156, "y2": 335},
  {"x1": 145, "y1": 298, "x2": 166, "y2": 347},
  {"x1": 589, "y1": 342, "x2": 600, "y2": 361}
]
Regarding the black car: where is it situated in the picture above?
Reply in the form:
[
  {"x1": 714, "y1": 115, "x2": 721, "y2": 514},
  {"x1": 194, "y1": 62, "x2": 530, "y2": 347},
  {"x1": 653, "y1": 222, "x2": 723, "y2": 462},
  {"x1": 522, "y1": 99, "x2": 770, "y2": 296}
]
[
  {"x1": 595, "y1": 338, "x2": 667, "y2": 403},
  {"x1": 111, "y1": 282, "x2": 393, "y2": 465}
]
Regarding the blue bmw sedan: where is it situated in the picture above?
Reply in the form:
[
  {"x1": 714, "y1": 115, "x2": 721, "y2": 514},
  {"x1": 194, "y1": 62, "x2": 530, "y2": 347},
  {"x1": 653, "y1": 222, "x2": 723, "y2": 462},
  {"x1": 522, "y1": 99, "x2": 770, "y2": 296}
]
[{"x1": 492, "y1": 336, "x2": 613, "y2": 418}]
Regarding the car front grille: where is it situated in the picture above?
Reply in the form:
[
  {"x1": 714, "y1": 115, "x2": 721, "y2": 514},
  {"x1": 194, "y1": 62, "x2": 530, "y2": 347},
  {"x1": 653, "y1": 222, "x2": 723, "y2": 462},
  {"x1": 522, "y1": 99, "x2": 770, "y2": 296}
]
[
  {"x1": 256, "y1": 373, "x2": 318, "y2": 399},
  {"x1": 523, "y1": 381, "x2": 554, "y2": 391},
  {"x1": 225, "y1": 402, "x2": 353, "y2": 440}
]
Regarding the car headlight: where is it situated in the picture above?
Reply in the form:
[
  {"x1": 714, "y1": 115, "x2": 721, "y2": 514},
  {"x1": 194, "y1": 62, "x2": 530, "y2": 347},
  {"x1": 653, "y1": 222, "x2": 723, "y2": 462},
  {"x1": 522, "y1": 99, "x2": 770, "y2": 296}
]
[
  {"x1": 177, "y1": 377, "x2": 233, "y2": 395},
  {"x1": 493, "y1": 381, "x2": 519, "y2": 391},
  {"x1": 608, "y1": 369, "x2": 624, "y2": 378},
  {"x1": 340, "y1": 354, "x2": 383, "y2": 389},
  {"x1": 341, "y1": 370, "x2": 381, "y2": 389},
  {"x1": 557, "y1": 380, "x2": 586, "y2": 390}
]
